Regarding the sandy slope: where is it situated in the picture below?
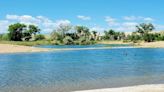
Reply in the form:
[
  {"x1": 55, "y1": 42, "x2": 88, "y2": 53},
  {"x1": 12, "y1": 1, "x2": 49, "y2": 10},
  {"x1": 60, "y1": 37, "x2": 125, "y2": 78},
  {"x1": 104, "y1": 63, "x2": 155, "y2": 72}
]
[
  {"x1": 0, "y1": 44, "x2": 50, "y2": 53},
  {"x1": 74, "y1": 84, "x2": 164, "y2": 92}
]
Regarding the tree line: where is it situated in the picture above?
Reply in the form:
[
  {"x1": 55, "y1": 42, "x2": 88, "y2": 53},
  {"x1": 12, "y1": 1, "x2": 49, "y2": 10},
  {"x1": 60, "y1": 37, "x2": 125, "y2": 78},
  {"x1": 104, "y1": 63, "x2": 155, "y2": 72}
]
[{"x1": 0, "y1": 22, "x2": 164, "y2": 45}]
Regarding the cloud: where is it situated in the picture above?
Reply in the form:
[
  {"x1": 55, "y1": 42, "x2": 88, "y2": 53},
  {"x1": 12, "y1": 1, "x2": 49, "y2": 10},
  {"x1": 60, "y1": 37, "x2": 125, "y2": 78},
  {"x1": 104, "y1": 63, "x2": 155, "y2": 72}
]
[
  {"x1": 0, "y1": 20, "x2": 10, "y2": 34},
  {"x1": 143, "y1": 17, "x2": 154, "y2": 21},
  {"x1": 123, "y1": 16, "x2": 154, "y2": 22},
  {"x1": 105, "y1": 16, "x2": 119, "y2": 26},
  {"x1": 116, "y1": 22, "x2": 138, "y2": 32},
  {"x1": 154, "y1": 24, "x2": 164, "y2": 31},
  {"x1": 0, "y1": 14, "x2": 72, "y2": 34},
  {"x1": 123, "y1": 16, "x2": 143, "y2": 21},
  {"x1": 77, "y1": 15, "x2": 91, "y2": 20},
  {"x1": 90, "y1": 26, "x2": 105, "y2": 32}
]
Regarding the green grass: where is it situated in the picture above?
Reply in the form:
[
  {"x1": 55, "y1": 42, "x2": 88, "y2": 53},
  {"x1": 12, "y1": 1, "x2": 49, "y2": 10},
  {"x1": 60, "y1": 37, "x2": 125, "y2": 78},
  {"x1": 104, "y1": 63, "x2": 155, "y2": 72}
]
[{"x1": 0, "y1": 40, "x2": 53, "y2": 46}]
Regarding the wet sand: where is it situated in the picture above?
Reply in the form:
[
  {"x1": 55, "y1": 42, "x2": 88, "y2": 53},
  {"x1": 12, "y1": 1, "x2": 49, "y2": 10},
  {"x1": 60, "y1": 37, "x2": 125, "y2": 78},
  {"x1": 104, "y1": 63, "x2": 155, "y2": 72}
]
[{"x1": 74, "y1": 84, "x2": 164, "y2": 92}]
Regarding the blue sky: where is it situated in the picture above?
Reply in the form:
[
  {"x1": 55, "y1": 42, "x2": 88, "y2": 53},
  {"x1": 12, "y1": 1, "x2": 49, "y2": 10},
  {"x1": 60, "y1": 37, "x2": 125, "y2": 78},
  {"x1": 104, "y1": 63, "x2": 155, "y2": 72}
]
[{"x1": 0, "y1": 0, "x2": 164, "y2": 33}]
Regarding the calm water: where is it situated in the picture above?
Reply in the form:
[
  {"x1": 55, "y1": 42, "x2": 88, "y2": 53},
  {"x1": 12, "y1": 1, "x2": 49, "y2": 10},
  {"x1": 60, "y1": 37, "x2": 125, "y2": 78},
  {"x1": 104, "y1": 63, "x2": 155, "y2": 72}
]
[
  {"x1": 0, "y1": 46, "x2": 164, "y2": 92},
  {"x1": 36, "y1": 44, "x2": 131, "y2": 48}
]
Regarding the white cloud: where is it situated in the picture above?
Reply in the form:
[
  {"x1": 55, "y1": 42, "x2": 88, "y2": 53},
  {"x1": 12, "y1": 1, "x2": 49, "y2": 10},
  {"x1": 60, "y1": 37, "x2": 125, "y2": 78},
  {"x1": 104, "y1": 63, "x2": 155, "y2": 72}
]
[
  {"x1": 0, "y1": 14, "x2": 72, "y2": 34},
  {"x1": 77, "y1": 15, "x2": 91, "y2": 20},
  {"x1": 0, "y1": 20, "x2": 10, "y2": 34},
  {"x1": 117, "y1": 22, "x2": 138, "y2": 31},
  {"x1": 55, "y1": 20, "x2": 71, "y2": 26},
  {"x1": 123, "y1": 16, "x2": 143, "y2": 21},
  {"x1": 154, "y1": 24, "x2": 164, "y2": 31},
  {"x1": 90, "y1": 26, "x2": 105, "y2": 32},
  {"x1": 123, "y1": 16, "x2": 154, "y2": 22},
  {"x1": 144, "y1": 17, "x2": 154, "y2": 21},
  {"x1": 105, "y1": 16, "x2": 119, "y2": 26}
]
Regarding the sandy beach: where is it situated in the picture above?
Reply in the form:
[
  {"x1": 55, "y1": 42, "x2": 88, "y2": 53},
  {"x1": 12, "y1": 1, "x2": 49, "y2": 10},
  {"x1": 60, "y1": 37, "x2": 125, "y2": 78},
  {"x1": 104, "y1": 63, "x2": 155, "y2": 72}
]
[
  {"x1": 97, "y1": 41, "x2": 132, "y2": 45},
  {"x1": 74, "y1": 84, "x2": 164, "y2": 92},
  {"x1": 136, "y1": 41, "x2": 164, "y2": 48},
  {"x1": 98, "y1": 41, "x2": 164, "y2": 48},
  {"x1": 0, "y1": 41, "x2": 164, "y2": 54},
  {"x1": 0, "y1": 44, "x2": 51, "y2": 54}
]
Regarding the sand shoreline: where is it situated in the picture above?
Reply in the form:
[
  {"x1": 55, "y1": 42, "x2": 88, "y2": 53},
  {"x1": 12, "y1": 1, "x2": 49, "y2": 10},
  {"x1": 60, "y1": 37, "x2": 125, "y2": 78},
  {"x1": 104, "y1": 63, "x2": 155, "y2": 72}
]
[
  {"x1": 0, "y1": 44, "x2": 51, "y2": 54},
  {"x1": 74, "y1": 84, "x2": 164, "y2": 92},
  {"x1": 0, "y1": 41, "x2": 164, "y2": 54},
  {"x1": 98, "y1": 41, "x2": 164, "y2": 48}
]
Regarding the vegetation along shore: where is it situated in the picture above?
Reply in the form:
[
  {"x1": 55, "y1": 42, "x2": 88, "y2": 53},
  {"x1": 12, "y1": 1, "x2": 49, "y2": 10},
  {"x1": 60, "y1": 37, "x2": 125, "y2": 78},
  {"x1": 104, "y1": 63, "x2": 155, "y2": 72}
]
[{"x1": 0, "y1": 22, "x2": 164, "y2": 49}]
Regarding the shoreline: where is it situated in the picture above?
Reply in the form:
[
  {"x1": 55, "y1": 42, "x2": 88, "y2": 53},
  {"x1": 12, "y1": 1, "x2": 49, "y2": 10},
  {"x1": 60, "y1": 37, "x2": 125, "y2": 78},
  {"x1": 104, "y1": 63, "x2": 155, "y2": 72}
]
[
  {"x1": 0, "y1": 44, "x2": 51, "y2": 54},
  {"x1": 0, "y1": 41, "x2": 164, "y2": 54},
  {"x1": 74, "y1": 84, "x2": 164, "y2": 92},
  {"x1": 98, "y1": 41, "x2": 164, "y2": 48}
]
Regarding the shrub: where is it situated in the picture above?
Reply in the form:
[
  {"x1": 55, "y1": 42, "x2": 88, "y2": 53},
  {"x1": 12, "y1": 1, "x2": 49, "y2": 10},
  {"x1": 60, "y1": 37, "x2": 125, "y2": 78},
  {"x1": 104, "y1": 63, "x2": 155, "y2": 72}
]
[
  {"x1": 35, "y1": 34, "x2": 45, "y2": 41},
  {"x1": 1, "y1": 34, "x2": 10, "y2": 41},
  {"x1": 63, "y1": 36, "x2": 74, "y2": 45},
  {"x1": 143, "y1": 33, "x2": 155, "y2": 42}
]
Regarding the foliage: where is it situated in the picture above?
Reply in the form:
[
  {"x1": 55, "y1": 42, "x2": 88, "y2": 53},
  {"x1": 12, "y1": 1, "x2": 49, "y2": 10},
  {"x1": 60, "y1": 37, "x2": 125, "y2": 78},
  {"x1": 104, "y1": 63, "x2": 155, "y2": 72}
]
[
  {"x1": 135, "y1": 23, "x2": 155, "y2": 42},
  {"x1": 8, "y1": 23, "x2": 40, "y2": 41},
  {"x1": 23, "y1": 25, "x2": 40, "y2": 41},
  {"x1": 35, "y1": 34, "x2": 45, "y2": 41},
  {"x1": 8, "y1": 23, "x2": 26, "y2": 41},
  {"x1": 126, "y1": 32, "x2": 142, "y2": 43},
  {"x1": 1, "y1": 22, "x2": 164, "y2": 46},
  {"x1": 51, "y1": 25, "x2": 94, "y2": 45},
  {"x1": 55, "y1": 23, "x2": 72, "y2": 38},
  {"x1": 103, "y1": 29, "x2": 125, "y2": 40},
  {"x1": 136, "y1": 23, "x2": 155, "y2": 35},
  {"x1": 63, "y1": 36, "x2": 74, "y2": 45}
]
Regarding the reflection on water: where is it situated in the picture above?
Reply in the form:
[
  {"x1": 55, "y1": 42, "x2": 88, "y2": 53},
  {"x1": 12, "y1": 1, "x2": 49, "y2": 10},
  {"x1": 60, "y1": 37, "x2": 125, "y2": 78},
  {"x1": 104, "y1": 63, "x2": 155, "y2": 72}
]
[{"x1": 0, "y1": 48, "x2": 164, "y2": 92}]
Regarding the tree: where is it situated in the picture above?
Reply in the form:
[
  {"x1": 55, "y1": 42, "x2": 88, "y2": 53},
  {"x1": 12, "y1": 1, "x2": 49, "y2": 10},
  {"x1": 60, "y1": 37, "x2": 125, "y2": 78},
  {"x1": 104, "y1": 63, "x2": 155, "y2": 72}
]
[
  {"x1": 56, "y1": 23, "x2": 72, "y2": 38},
  {"x1": 75, "y1": 26, "x2": 90, "y2": 37},
  {"x1": 104, "y1": 29, "x2": 116, "y2": 40},
  {"x1": 23, "y1": 25, "x2": 40, "y2": 41},
  {"x1": 92, "y1": 31, "x2": 97, "y2": 40},
  {"x1": 136, "y1": 23, "x2": 155, "y2": 42},
  {"x1": 8, "y1": 23, "x2": 26, "y2": 41},
  {"x1": 136, "y1": 23, "x2": 155, "y2": 35}
]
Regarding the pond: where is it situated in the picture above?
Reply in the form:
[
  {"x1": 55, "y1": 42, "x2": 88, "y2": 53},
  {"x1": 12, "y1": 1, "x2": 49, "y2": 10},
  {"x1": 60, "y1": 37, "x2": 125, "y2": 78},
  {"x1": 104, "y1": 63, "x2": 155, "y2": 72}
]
[{"x1": 0, "y1": 46, "x2": 164, "y2": 92}]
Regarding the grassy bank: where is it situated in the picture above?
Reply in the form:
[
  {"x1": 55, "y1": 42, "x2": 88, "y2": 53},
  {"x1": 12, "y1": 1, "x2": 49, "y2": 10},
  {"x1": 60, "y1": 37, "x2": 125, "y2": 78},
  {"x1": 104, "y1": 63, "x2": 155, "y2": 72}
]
[{"x1": 0, "y1": 40, "x2": 53, "y2": 46}]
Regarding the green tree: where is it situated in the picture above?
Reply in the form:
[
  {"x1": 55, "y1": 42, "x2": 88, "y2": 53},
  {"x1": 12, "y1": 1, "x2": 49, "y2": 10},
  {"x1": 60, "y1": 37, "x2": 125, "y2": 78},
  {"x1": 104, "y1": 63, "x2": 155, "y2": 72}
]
[
  {"x1": 104, "y1": 29, "x2": 116, "y2": 40},
  {"x1": 75, "y1": 26, "x2": 90, "y2": 37},
  {"x1": 8, "y1": 23, "x2": 26, "y2": 41},
  {"x1": 136, "y1": 23, "x2": 155, "y2": 35},
  {"x1": 92, "y1": 31, "x2": 97, "y2": 40},
  {"x1": 35, "y1": 34, "x2": 45, "y2": 41},
  {"x1": 23, "y1": 25, "x2": 40, "y2": 41}
]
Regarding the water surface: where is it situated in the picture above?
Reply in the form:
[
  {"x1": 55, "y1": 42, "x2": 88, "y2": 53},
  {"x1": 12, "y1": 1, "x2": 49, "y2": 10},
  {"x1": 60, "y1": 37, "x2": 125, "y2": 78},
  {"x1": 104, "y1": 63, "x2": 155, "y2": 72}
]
[{"x1": 0, "y1": 46, "x2": 164, "y2": 92}]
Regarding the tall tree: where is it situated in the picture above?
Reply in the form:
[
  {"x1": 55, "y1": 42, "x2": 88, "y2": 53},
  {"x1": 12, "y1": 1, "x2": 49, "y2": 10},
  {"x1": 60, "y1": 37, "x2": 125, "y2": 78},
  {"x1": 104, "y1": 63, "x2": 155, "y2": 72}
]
[
  {"x1": 8, "y1": 23, "x2": 26, "y2": 41},
  {"x1": 23, "y1": 25, "x2": 40, "y2": 41},
  {"x1": 75, "y1": 26, "x2": 90, "y2": 37},
  {"x1": 136, "y1": 23, "x2": 155, "y2": 35},
  {"x1": 56, "y1": 23, "x2": 72, "y2": 38}
]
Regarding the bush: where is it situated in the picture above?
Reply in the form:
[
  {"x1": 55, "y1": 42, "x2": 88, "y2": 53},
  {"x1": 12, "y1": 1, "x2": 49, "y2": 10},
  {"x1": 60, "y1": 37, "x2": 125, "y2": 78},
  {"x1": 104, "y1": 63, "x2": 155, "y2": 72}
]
[
  {"x1": 35, "y1": 34, "x2": 45, "y2": 41},
  {"x1": 127, "y1": 34, "x2": 142, "y2": 43},
  {"x1": 143, "y1": 33, "x2": 155, "y2": 42},
  {"x1": 63, "y1": 36, "x2": 74, "y2": 45},
  {"x1": 0, "y1": 34, "x2": 10, "y2": 41}
]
